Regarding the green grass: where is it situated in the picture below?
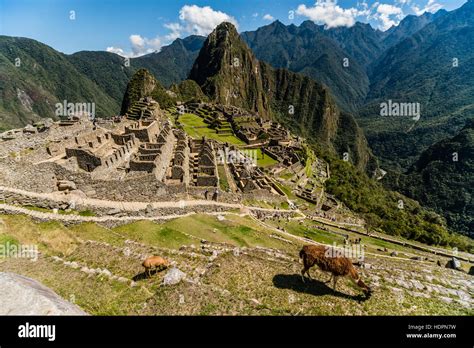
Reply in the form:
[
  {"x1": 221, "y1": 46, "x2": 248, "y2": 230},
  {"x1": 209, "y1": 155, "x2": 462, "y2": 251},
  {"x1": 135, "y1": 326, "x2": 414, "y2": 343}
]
[
  {"x1": 256, "y1": 149, "x2": 278, "y2": 167},
  {"x1": 68, "y1": 223, "x2": 123, "y2": 245},
  {"x1": 217, "y1": 165, "x2": 230, "y2": 192},
  {"x1": 280, "y1": 220, "x2": 342, "y2": 245},
  {"x1": 179, "y1": 113, "x2": 245, "y2": 145},
  {"x1": 113, "y1": 221, "x2": 193, "y2": 249},
  {"x1": 273, "y1": 182, "x2": 298, "y2": 201},
  {"x1": 162, "y1": 214, "x2": 292, "y2": 250},
  {"x1": 0, "y1": 234, "x2": 19, "y2": 255},
  {"x1": 0, "y1": 213, "x2": 472, "y2": 316},
  {"x1": 279, "y1": 172, "x2": 294, "y2": 180}
]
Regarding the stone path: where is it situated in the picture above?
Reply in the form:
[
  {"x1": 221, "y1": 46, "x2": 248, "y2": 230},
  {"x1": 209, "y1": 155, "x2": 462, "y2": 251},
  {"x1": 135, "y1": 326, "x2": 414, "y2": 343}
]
[
  {"x1": 0, "y1": 185, "x2": 294, "y2": 213},
  {"x1": 1, "y1": 185, "x2": 472, "y2": 262}
]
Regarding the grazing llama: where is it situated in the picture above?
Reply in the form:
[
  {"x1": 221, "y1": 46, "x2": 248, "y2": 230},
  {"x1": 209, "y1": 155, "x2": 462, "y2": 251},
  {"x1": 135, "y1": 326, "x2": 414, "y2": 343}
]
[
  {"x1": 299, "y1": 245, "x2": 371, "y2": 296},
  {"x1": 142, "y1": 256, "x2": 170, "y2": 277}
]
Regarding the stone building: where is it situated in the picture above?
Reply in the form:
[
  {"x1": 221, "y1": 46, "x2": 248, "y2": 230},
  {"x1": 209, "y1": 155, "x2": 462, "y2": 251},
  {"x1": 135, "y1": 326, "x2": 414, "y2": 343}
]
[
  {"x1": 125, "y1": 97, "x2": 161, "y2": 120},
  {"x1": 64, "y1": 130, "x2": 137, "y2": 172},
  {"x1": 189, "y1": 138, "x2": 218, "y2": 187}
]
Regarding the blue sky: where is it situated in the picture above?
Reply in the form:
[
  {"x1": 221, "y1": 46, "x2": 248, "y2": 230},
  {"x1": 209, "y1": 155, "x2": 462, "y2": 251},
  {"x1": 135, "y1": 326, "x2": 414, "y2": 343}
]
[{"x1": 0, "y1": 0, "x2": 467, "y2": 56}]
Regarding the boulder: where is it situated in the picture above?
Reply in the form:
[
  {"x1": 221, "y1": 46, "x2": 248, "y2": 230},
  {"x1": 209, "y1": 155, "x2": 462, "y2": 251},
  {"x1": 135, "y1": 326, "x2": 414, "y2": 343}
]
[
  {"x1": 108, "y1": 208, "x2": 121, "y2": 215},
  {"x1": 57, "y1": 180, "x2": 77, "y2": 191},
  {"x1": 163, "y1": 267, "x2": 186, "y2": 286},
  {"x1": 23, "y1": 124, "x2": 37, "y2": 134},
  {"x1": 43, "y1": 118, "x2": 54, "y2": 128},
  {"x1": 0, "y1": 272, "x2": 87, "y2": 315},
  {"x1": 445, "y1": 257, "x2": 462, "y2": 270}
]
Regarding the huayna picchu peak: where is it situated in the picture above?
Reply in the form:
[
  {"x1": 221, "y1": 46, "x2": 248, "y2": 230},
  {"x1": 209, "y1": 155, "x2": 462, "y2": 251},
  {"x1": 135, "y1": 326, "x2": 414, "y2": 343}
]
[{"x1": 189, "y1": 22, "x2": 376, "y2": 171}]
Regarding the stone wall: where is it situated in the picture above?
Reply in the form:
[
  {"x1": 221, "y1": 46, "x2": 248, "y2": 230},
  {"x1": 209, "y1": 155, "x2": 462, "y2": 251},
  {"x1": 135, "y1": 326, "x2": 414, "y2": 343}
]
[
  {"x1": 65, "y1": 148, "x2": 102, "y2": 172},
  {"x1": 124, "y1": 120, "x2": 160, "y2": 143}
]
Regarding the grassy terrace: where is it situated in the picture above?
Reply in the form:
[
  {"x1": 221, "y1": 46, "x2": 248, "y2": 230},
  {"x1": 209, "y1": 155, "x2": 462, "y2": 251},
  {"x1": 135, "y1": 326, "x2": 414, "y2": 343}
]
[
  {"x1": 178, "y1": 113, "x2": 278, "y2": 169},
  {"x1": 1, "y1": 213, "x2": 472, "y2": 315},
  {"x1": 256, "y1": 149, "x2": 278, "y2": 167},
  {"x1": 179, "y1": 113, "x2": 245, "y2": 146}
]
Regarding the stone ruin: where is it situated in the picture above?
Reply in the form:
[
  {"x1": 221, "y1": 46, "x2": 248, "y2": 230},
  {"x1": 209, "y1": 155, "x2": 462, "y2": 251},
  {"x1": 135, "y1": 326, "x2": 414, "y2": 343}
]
[
  {"x1": 8, "y1": 97, "x2": 320, "y2": 201},
  {"x1": 125, "y1": 97, "x2": 161, "y2": 120},
  {"x1": 229, "y1": 161, "x2": 282, "y2": 195},
  {"x1": 65, "y1": 131, "x2": 137, "y2": 172},
  {"x1": 42, "y1": 98, "x2": 225, "y2": 190},
  {"x1": 189, "y1": 138, "x2": 218, "y2": 187},
  {"x1": 167, "y1": 129, "x2": 189, "y2": 184}
]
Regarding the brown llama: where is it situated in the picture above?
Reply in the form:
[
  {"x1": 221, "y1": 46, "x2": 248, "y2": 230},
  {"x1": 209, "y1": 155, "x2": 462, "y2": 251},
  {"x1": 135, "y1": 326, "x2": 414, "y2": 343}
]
[
  {"x1": 299, "y1": 245, "x2": 371, "y2": 296},
  {"x1": 142, "y1": 256, "x2": 170, "y2": 277}
]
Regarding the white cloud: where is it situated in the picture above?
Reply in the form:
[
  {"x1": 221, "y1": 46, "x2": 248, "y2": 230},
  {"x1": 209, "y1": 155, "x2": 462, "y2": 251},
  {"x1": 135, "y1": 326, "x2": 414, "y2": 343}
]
[
  {"x1": 252, "y1": 12, "x2": 259, "y2": 18},
  {"x1": 106, "y1": 5, "x2": 237, "y2": 58},
  {"x1": 377, "y1": 3, "x2": 403, "y2": 15},
  {"x1": 296, "y1": 0, "x2": 369, "y2": 28},
  {"x1": 164, "y1": 22, "x2": 184, "y2": 41},
  {"x1": 129, "y1": 34, "x2": 161, "y2": 56},
  {"x1": 177, "y1": 5, "x2": 238, "y2": 36},
  {"x1": 106, "y1": 34, "x2": 162, "y2": 58},
  {"x1": 263, "y1": 14, "x2": 274, "y2": 21},
  {"x1": 412, "y1": 0, "x2": 443, "y2": 15},
  {"x1": 106, "y1": 46, "x2": 126, "y2": 56},
  {"x1": 129, "y1": 34, "x2": 145, "y2": 55},
  {"x1": 375, "y1": 3, "x2": 404, "y2": 30}
]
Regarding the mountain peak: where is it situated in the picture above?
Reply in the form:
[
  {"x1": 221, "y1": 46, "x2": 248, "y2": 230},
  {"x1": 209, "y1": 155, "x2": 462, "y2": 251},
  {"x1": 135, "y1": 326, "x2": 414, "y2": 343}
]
[
  {"x1": 188, "y1": 22, "x2": 374, "y2": 169},
  {"x1": 212, "y1": 21, "x2": 239, "y2": 37},
  {"x1": 188, "y1": 20, "x2": 269, "y2": 117}
]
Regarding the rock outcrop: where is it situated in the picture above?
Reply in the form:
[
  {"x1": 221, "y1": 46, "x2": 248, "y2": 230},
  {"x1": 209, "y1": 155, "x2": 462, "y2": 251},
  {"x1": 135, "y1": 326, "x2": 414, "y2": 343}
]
[{"x1": 0, "y1": 272, "x2": 87, "y2": 315}]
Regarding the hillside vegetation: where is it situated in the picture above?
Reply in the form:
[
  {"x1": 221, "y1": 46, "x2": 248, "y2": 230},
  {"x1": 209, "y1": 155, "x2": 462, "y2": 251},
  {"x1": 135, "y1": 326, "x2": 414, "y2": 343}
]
[{"x1": 0, "y1": 213, "x2": 472, "y2": 315}]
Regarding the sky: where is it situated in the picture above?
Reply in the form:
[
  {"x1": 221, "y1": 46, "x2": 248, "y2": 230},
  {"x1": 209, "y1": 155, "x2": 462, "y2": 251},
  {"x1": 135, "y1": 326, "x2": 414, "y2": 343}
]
[{"x1": 0, "y1": 0, "x2": 468, "y2": 57}]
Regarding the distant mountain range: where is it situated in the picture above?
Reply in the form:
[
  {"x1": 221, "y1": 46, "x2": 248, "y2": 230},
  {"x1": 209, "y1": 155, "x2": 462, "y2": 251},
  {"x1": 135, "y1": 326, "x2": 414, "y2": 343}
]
[
  {"x1": 386, "y1": 120, "x2": 474, "y2": 236},
  {"x1": 360, "y1": 0, "x2": 473, "y2": 170},
  {"x1": 0, "y1": 35, "x2": 205, "y2": 130},
  {"x1": 0, "y1": 3, "x2": 457, "y2": 130}
]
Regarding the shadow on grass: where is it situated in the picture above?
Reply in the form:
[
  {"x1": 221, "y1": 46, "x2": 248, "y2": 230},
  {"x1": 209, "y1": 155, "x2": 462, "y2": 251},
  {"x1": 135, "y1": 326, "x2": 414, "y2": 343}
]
[
  {"x1": 272, "y1": 273, "x2": 370, "y2": 302},
  {"x1": 132, "y1": 268, "x2": 166, "y2": 281}
]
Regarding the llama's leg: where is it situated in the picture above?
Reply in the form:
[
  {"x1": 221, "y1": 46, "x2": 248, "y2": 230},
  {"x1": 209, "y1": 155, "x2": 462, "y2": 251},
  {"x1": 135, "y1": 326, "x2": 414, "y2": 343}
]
[
  {"x1": 332, "y1": 276, "x2": 338, "y2": 292},
  {"x1": 306, "y1": 268, "x2": 312, "y2": 280},
  {"x1": 301, "y1": 267, "x2": 307, "y2": 282},
  {"x1": 301, "y1": 255, "x2": 310, "y2": 282}
]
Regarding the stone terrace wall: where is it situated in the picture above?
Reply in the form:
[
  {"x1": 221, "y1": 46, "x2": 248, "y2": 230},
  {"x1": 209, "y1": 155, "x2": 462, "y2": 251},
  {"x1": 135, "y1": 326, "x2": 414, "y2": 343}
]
[
  {"x1": 0, "y1": 160, "x2": 58, "y2": 193},
  {"x1": 0, "y1": 189, "x2": 235, "y2": 217}
]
